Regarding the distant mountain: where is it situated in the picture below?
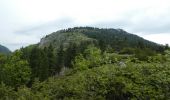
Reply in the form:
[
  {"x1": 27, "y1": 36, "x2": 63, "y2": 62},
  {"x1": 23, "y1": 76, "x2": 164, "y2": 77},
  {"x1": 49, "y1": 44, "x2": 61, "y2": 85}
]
[
  {"x1": 0, "y1": 44, "x2": 11, "y2": 54},
  {"x1": 38, "y1": 27, "x2": 164, "y2": 53},
  {"x1": 38, "y1": 28, "x2": 97, "y2": 53}
]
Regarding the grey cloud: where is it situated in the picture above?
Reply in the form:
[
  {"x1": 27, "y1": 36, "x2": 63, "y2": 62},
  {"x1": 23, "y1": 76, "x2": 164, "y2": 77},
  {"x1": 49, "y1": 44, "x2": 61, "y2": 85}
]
[
  {"x1": 129, "y1": 20, "x2": 170, "y2": 34},
  {"x1": 91, "y1": 10, "x2": 170, "y2": 35},
  {"x1": 3, "y1": 17, "x2": 78, "y2": 51},
  {"x1": 91, "y1": 20, "x2": 132, "y2": 30},
  {"x1": 15, "y1": 17, "x2": 76, "y2": 35},
  {"x1": 124, "y1": 10, "x2": 170, "y2": 34},
  {"x1": 12, "y1": 7, "x2": 170, "y2": 37}
]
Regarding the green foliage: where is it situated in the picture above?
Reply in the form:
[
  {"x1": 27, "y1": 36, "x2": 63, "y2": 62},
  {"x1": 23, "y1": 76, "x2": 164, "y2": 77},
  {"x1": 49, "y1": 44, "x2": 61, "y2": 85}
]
[
  {"x1": 56, "y1": 45, "x2": 65, "y2": 72},
  {"x1": 83, "y1": 45, "x2": 102, "y2": 67},
  {"x1": 45, "y1": 44, "x2": 57, "y2": 76},
  {"x1": 134, "y1": 48, "x2": 156, "y2": 61},
  {"x1": 0, "y1": 48, "x2": 170, "y2": 100},
  {"x1": 0, "y1": 53, "x2": 7, "y2": 65},
  {"x1": 21, "y1": 44, "x2": 59, "y2": 81},
  {"x1": 0, "y1": 82, "x2": 17, "y2": 100},
  {"x1": 73, "y1": 45, "x2": 102, "y2": 71},
  {"x1": 73, "y1": 54, "x2": 90, "y2": 71},
  {"x1": 69, "y1": 27, "x2": 164, "y2": 53},
  {"x1": 0, "y1": 54, "x2": 7, "y2": 82},
  {"x1": 17, "y1": 85, "x2": 49, "y2": 100},
  {"x1": 1, "y1": 27, "x2": 170, "y2": 99},
  {"x1": 30, "y1": 47, "x2": 49, "y2": 81},
  {"x1": 165, "y1": 50, "x2": 170, "y2": 60},
  {"x1": 119, "y1": 47, "x2": 135, "y2": 54},
  {"x1": 165, "y1": 44, "x2": 169, "y2": 50},
  {"x1": 14, "y1": 58, "x2": 170, "y2": 100},
  {"x1": 20, "y1": 44, "x2": 37, "y2": 61},
  {"x1": 37, "y1": 27, "x2": 166, "y2": 68},
  {"x1": 64, "y1": 43, "x2": 78, "y2": 68},
  {"x1": 1, "y1": 51, "x2": 31, "y2": 87}
]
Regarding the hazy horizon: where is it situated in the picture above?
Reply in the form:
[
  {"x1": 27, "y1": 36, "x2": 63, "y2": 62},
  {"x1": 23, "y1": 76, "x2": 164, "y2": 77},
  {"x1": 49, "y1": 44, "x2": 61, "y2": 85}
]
[{"x1": 0, "y1": 0, "x2": 170, "y2": 51}]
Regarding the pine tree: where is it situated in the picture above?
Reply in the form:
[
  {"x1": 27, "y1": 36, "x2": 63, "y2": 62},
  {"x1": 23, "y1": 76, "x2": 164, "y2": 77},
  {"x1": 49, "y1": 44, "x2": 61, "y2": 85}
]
[
  {"x1": 40, "y1": 50, "x2": 49, "y2": 81},
  {"x1": 56, "y1": 45, "x2": 64, "y2": 73},
  {"x1": 30, "y1": 47, "x2": 49, "y2": 81},
  {"x1": 65, "y1": 43, "x2": 77, "y2": 68},
  {"x1": 47, "y1": 44, "x2": 56, "y2": 76},
  {"x1": 99, "y1": 40, "x2": 107, "y2": 53}
]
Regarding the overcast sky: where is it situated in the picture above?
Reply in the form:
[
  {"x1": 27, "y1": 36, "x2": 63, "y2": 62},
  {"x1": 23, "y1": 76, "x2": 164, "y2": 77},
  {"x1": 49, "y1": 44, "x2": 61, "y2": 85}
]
[{"x1": 0, "y1": 0, "x2": 170, "y2": 51}]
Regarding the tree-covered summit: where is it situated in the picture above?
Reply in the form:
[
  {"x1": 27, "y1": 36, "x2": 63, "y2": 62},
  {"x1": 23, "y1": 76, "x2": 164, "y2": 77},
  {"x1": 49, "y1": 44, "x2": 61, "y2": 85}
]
[{"x1": 39, "y1": 27, "x2": 165, "y2": 53}]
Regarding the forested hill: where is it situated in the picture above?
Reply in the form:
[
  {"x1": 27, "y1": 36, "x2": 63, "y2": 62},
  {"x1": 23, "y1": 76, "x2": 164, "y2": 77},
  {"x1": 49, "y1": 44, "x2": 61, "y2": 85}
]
[
  {"x1": 0, "y1": 44, "x2": 11, "y2": 54},
  {"x1": 39, "y1": 27, "x2": 164, "y2": 53},
  {"x1": 1, "y1": 27, "x2": 170, "y2": 99}
]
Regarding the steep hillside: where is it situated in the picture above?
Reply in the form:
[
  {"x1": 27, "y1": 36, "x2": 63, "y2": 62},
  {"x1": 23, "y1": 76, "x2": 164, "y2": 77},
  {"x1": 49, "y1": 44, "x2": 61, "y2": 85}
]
[
  {"x1": 0, "y1": 44, "x2": 11, "y2": 54},
  {"x1": 38, "y1": 27, "x2": 164, "y2": 53},
  {"x1": 38, "y1": 31, "x2": 97, "y2": 52}
]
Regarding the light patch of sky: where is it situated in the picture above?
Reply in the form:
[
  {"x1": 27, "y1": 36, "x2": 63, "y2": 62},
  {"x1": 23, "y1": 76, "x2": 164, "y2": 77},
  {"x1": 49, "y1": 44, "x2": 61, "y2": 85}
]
[{"x1": 0, "y1": 0, "x2": 170, "y2": 51}]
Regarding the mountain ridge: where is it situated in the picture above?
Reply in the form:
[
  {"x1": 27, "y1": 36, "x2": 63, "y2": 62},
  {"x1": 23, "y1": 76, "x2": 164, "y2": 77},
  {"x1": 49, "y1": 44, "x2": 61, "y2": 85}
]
[{"x1": 38, "y1": 27, "x2": 164, "y2": 53}]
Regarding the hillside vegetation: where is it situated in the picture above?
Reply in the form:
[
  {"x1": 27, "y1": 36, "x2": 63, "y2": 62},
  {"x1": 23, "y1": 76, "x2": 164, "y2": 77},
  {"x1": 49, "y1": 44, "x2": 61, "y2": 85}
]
[
  {"x1": 0, "y1": 44, "x2": 11, "y2": 54},
  {"x1": 39, "y1": 27, "x2": 164, "y2": 53},
  {"x1": 0, "y1": 27, "x2": 170, "y2": 100}
]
